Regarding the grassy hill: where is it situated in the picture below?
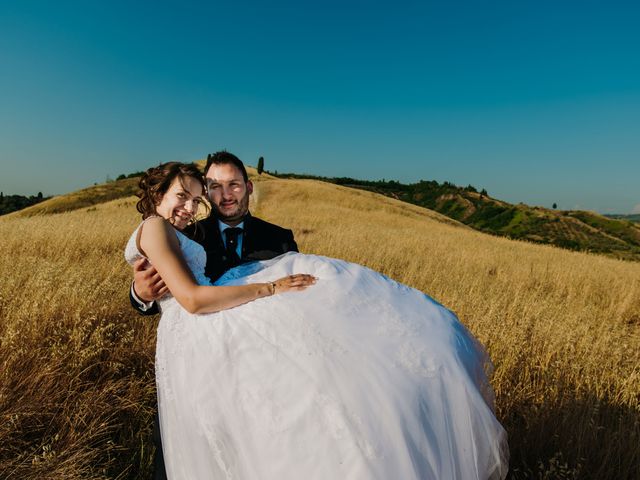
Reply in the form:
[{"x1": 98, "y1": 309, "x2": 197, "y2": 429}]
[
  {"x1": 275, "y1": 173, "x2": 640, "y2": 261},
  {"x1": 1, "y1": 170, "x2": 639, "y2": 478},
  {"x1": 12, "y1": 166, "x2": 639, "y2": 262},
  {"x1": 6, "y1": 176, "x2": 141, "y2": 217}
]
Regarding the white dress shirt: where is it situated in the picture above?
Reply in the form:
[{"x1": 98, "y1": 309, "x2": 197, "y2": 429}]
[{"x1": 218, "y1": 220, "x2": 244, "y2": 259}]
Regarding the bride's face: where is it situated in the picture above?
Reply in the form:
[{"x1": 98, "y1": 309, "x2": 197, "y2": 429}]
[{"x1": 156, "y1": 176, "x2": 204, "y2": 230}]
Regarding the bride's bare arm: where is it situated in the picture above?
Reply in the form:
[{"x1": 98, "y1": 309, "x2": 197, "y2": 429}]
[{"x1": 138, "y1": 217, "x2": 314, "y2": 314}]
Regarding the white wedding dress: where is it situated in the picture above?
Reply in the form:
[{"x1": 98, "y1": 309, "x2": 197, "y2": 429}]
[{"x1": 125, "y1": 223, "x2": 508, "y2": 480}]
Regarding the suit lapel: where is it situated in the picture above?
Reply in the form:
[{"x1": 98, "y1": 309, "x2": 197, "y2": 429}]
[{"x1": 195, "y1": 216, "x2": 225, "y2": 251}]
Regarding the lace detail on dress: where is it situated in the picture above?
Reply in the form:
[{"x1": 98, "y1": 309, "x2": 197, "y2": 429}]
[{"x1": 174, "y1": 230, "x2": 210, "y2": 286}]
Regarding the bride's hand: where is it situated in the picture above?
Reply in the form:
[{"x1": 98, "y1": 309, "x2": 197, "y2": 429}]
[{"x1": 270, "y1": 274, "x2": 317, "y2": 294}]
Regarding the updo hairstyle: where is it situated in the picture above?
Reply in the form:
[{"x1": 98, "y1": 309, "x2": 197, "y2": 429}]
[{"x1": 136, "y1": 162, "x2": 206, "y2": 221}]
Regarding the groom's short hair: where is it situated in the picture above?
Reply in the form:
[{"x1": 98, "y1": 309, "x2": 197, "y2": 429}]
[{"x1": 205, "y1": 151, "x2": 249, "y2": 183}]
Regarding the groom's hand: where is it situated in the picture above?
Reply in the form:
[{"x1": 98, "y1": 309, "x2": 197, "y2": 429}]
[{"x1": 133, "y1": 258, "x2": 168, "y2": 302}]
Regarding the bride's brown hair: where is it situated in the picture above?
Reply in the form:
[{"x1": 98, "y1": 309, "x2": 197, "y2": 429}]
[{"x1": 136, "y1": 162, "x2": 207, "y2": 222}]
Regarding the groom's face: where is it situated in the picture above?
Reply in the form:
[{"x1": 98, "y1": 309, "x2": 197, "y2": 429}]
[{"x1": 205, "y1": 163, "x2": 253, "y2": 225}]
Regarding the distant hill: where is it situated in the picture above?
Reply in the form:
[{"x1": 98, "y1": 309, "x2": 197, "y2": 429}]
[
  {"x1": 6, "y1": 177, "x2": 141, "y2": 217},
  {"x1": 9, "y1": 163, "x2": 639, "y2": 261},
  {"x1": 274, "y1": 172, "x2": 640, "y2": 261},
  {"x1": 605, "y1": 213, "x2": 640, "y2": 223}
]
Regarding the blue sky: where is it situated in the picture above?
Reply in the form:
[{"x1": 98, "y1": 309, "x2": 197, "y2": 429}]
[{"x1": 1, "y1": 0, "x2": 639, "y2": 213}]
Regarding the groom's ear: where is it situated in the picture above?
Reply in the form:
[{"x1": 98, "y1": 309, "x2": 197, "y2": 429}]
[{"x1": 246, "y1": 180, "x2": 254, "y2": 195}]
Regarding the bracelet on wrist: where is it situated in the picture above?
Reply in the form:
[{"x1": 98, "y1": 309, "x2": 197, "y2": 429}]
[{"x1": 269, "y1": 281, "x2": 276, "y2": 296}]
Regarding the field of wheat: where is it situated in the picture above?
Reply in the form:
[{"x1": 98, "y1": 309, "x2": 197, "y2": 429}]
[{"x1": 1, "y1": 173, "x2": 639, "y2": 479}]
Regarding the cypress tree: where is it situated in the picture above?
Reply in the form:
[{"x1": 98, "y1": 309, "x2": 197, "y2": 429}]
[{"x1": 257, "y1": 156, "x2": 264, "y2": 175}]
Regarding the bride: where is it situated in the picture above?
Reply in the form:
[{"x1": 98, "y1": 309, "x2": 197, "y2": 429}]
[{"x1": 125, "y1": 162, "x2": 508, "y2": 479}]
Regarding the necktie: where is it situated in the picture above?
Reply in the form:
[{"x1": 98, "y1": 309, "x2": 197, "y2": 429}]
[{"x1": 224, "y1": 227, "x2": 243, "y2": 265}]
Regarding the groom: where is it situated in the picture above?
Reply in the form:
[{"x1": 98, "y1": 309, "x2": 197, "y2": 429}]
[{"x1": 129, "y1": 151, "x2": 299, "y2": 478}]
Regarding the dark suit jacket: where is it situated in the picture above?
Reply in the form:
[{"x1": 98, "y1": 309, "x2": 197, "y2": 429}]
[{"x1": 129, "y1": 213, "x2": 298, "y2": 315}]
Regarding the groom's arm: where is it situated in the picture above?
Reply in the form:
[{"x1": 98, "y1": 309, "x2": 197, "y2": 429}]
[
  {"x1": 130, "y1": 284, "x2": 159, "y2": 316},
  {"x1": 129, "y1": 258, "x2": 168, "y2": 316}
]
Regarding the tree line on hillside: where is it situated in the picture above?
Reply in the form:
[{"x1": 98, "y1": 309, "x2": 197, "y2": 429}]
[
  {"x1": 274, "y1": 172, "x2": 489, "y2": 201},
  {"x1": 115, "y1": 171, "x2": 146, "y2": 181},
  {"x1": 0, "y1": 192, "x2": 49, "y2": 216},
  {"x1": 272, "y1": 172, "x2": 640, "y2": 261}
]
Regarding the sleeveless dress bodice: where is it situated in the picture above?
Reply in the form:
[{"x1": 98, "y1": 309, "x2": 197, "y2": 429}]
[{"x1": 124, "y1": 220, "x2": 211, "y2": 310}]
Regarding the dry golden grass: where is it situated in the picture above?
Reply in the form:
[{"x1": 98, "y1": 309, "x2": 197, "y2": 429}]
[
  {"x1": 1, "y1": 174, "x2": 639, "y2": 479},
  {"x1": 0, "y1": 199, "x2": 152, "y2": 479}
]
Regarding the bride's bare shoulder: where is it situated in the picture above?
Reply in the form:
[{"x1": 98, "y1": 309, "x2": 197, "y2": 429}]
[
  {"x1": 137, "y1": 217, "x2": 178, "y2": 254},
  {"x1": 140, "y1": 215, "x2": 167, "y2": 229}
]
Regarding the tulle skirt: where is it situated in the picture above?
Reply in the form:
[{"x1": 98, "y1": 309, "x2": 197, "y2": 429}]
[{"x1": 155, "y1": 253, "x2": 508, "y2": 479}]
